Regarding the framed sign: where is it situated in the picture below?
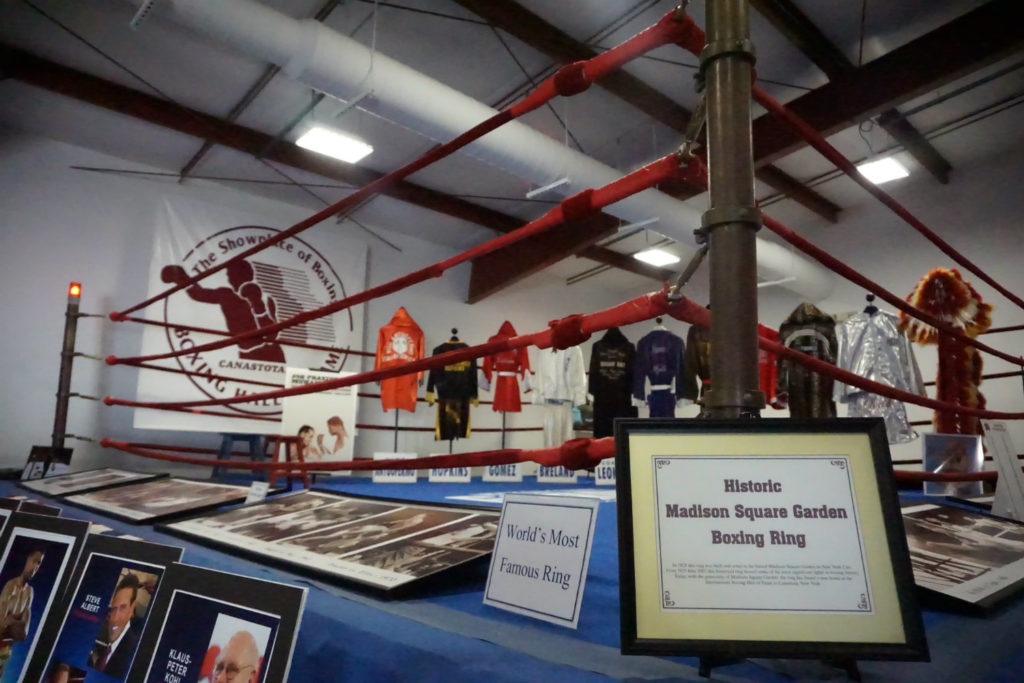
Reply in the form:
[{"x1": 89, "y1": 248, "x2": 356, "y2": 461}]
[
  {"x1": 19, "y1": 469, "x2": 168, "y2": 499},
  {"x1": 615, "y1": 418, "x2": 927, "y2": 661},
  {"x1": 159, "y1": 490, "x2": 500, "y2": 595},
  {"x1": 62, "y1": 478, "x2": 280, "y2": 525}
]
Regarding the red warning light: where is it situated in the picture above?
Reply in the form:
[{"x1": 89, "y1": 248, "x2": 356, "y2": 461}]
[{"x1": 68, "y1": 282, "x2": 82, "y2": 298}]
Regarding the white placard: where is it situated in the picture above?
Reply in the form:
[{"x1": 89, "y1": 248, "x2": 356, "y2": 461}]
[
  {"x1": 246, "y1": 480, "x2": 270, "y2": 503},
  {"x1": 536, "y1": 465, "x2": 578, "y2": 484},
  {"x1": 483, "y1": 493, "x2": 599, "y2": 628},
  {"x1": 482, "y1": 463, "x2": 523, "y2": 483},
  {"x1": 593, "y1": 458, "x2": 616, "y2": 486},
  {"x1": 428, "y1": 455, "x2": 472, "y2": 483},
  {"x1": 372, "y1": 452, "x2": 418, "y2": 483},
  {"x1": 281, "y1": 368, "x2": 359, "y2": 468},
  {"x1": 654, "y1": 455, "x2": 871, "y2": 614},
  {"x1": 983, "y1": 421, "x2": 1024, "y2": 521}
]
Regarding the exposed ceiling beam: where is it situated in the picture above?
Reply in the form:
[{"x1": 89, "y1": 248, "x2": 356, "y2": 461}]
[
  {"x1": 453, "y1": 0, "x2": 838, "y2": 296},
  {"x1": 751, "y1": 0, "x2": 1024, "y2": 166},
  {"x1": 454, "y1": 0, "x2": 839, "y2": 221},
  {"x1": 750, "y1": 0, "x2": 951, "y2": 183},
  {"x1": 0, "y1": 44, "x2": 675, "y2": 299}
]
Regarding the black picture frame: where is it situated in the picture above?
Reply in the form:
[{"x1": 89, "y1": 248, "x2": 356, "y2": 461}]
[
  {"x1": 0, "y1": 511, "x2": 91, "y2": 681},
  {"x1": 125, "y1": 563, "x2": 306, "y2": 683},
  {"x1": 60, "y1": 477, "x2": 280, "y2": 525},
  {"x1": 158, "y1": 488, "x2": 501, "y2": 596},
  {"x1": 24, "y1": 534, "x2": 185, "y2": 683},
  {"x1": 18, "y1": 467, "x2": 169, "y2": 498},
  {"x1": 614, "y1": 417, "x2": 928, "y2": 662},
  {"x1": 901, "y1": 501, "x2": 1024, "y2": 612}
]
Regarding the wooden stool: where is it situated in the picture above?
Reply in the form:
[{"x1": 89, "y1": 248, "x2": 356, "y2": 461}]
[{"x1": 267, "y1": 435, "x2": 310, "y2": 489}]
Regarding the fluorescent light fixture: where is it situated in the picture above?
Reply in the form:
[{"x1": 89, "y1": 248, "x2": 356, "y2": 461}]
[
  {"x1": 525, "y1": 176, "x2": 571, "y2": 199},
  {"x1": 856, "y1": 157, "x2": 908, "y2": 184},
  {"x1": 757, "y1": 276, "x2": 796, "y2": 289},
  {"x1": 634, "y1": 248, "x2": 680, "y2": 267},
  {"x1": 617, "y1": 217, "x2": 660, "y2": 233},
  {"x1": 296, "y1": 126, "x2": 373, "y2": 163}
]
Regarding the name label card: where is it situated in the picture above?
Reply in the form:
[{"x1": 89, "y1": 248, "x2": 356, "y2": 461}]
[
  {"x1": 536, "y1": 465, "x2": 577, "y2": 484},
  {"x1": 245, "y1": 481, "x2": 270, "y2": 503},
  {"x1": 594, "y1": 458, "x2": 616, "y2": 486},
  {"x1": 372, "y1": 452, "x2": 418, "y2": 483},
  {"x1": 428, "y1": 457, "x2": 472, "y2": 483},
  {"x1": 483, "y1": 463, "x2": 523, "y2": 483},
  {"x1": 483, "y1": 493, "x2": 599, "y2": 628}
]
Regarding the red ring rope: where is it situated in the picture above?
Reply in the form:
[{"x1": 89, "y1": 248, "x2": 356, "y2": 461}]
[
  {"x1": 111, "y1": 9, "x2": 699, "y2": 320},
  {"x1": 108, "y1": 154, "x2": 699, "y2": 367}
]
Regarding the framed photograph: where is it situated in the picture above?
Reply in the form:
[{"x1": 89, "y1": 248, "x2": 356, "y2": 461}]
[
  {"x1": 160, "y1": 489, "x2": 501, "y2": 594},
  {"x1": 61, "y1": 478, "x2": 280, "y2": 525},
  {"x1": 16, "y1": 501, "x2": 61, "y2": 517},
  {"x1": 0, "y1": 511, "x2": 91, "y2": 683},
  {"x1": 615, "y1": 418, "x2": 928, "y2": 661},
  {"x1": 25, "y1": 535, "x2": 184, "y2": 683},
  {"x1": 923, "y1": 433, "x2": 984, "y2": 498},
  {"x1": 902, "y1": 502, "x2": 1024, "y2": 610},
  {"x1": 125, "y1": 563, "x2": 306, "y2": 683},
  {"x1": 19, "y1": 469, "x2": 168, "y2": 499}
]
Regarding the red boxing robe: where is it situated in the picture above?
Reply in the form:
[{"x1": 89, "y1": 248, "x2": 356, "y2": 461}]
[
  {"x1": 482, "y1": 321, "x2": 530, "y2": 412},
  {"x1": 375, "y1": 307, "x2": 425, "y2": 412}
]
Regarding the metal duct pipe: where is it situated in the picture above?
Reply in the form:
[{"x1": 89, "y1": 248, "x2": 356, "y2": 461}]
[{"x1": 137, "y1": 0, "x2": 834, "y2": 300}]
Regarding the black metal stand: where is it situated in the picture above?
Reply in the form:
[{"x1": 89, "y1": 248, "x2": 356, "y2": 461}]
[
  {"x1": 823, "y1": 658, "x2": 861, "y2": 681},
  {"x1": 393, "y1": 410, "x2": 399, "y2": 451},
  {"x1": 697, "y1": 656, "x2": 742, "y2": 678},
  {"x1": 500, "y1": 412, "x2": 507, "y2": 449},
  {"x1": 48, "y1": 282, "x2": 81, "y2": 477}
]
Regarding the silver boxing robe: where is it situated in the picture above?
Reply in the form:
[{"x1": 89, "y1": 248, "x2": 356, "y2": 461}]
[{"x1": 833, "y1": 311, "x2": 925, "y2": 443}]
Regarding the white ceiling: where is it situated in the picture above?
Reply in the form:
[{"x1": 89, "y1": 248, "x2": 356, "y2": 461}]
[{"x1": 2, "y1": 0, "x2": 1022, "y2": 300}]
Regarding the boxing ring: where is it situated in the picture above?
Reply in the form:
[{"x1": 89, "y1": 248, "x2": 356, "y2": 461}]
[
  {"x1": 49, "y1": 6, "x2": 1015, "y2": 487},
  {"x1": 32, "y1": 3, "x2": 1024, "y2": 680}
]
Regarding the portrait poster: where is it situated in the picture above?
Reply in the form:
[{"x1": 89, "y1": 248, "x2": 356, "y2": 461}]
[
  {"x1": 0, "y1": 512, "x2": 90, "y2": 683},
  {"x1": 19, "y1": 469, "x2": 168, "y2": 499},
  {"x1": 160, "y1": 490, "x2": 500, "y2": 594},
  {"x1": 62, "y1": 478, "x2": 277, "y2": 525},
  {"x1": 902, "y1": 502, "x2": 1024, "y2": 609},
  {"x1": 133, "y1": 195, "x2": 367, "y2": 434},
  {"x1": 26, "y1": 535, "x2": 184, "y2": 683},
  {"x1": 923, "y1": 433, "x2": 984, "y2": 498},
  {"x1": 125, "y1": 564, "x2": 305, "y2": 683},
  {"x1": 615, "y1": 418, "x2": 927, "y2": 661},
  {"x1": 280, "y1": 368, "x2": 358, "y2": 468}
]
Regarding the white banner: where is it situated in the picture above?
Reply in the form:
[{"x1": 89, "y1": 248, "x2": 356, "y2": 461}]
[{"x1": 134, "y1": 196, "x2": 366, "y2": 433}]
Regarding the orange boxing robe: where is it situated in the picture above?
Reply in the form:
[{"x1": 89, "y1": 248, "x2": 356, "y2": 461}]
[{"x1": 375, "y1": 307, "x2": 425, "y2": 412}]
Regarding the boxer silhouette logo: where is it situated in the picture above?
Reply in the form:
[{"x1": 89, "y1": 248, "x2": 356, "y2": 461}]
[{"x1": 159, "y1": 226, "x2": 352, "y2": 414}]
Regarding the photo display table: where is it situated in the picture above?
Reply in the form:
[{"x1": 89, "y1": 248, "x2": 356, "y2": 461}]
[{"x1": 4, "y1": 478, "x2": 1023, "y2": 682}]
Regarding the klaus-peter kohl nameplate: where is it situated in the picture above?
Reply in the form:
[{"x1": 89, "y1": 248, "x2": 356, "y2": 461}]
[{"x1": 655, "y1": 455, "x2": 871, "y2": 613}]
